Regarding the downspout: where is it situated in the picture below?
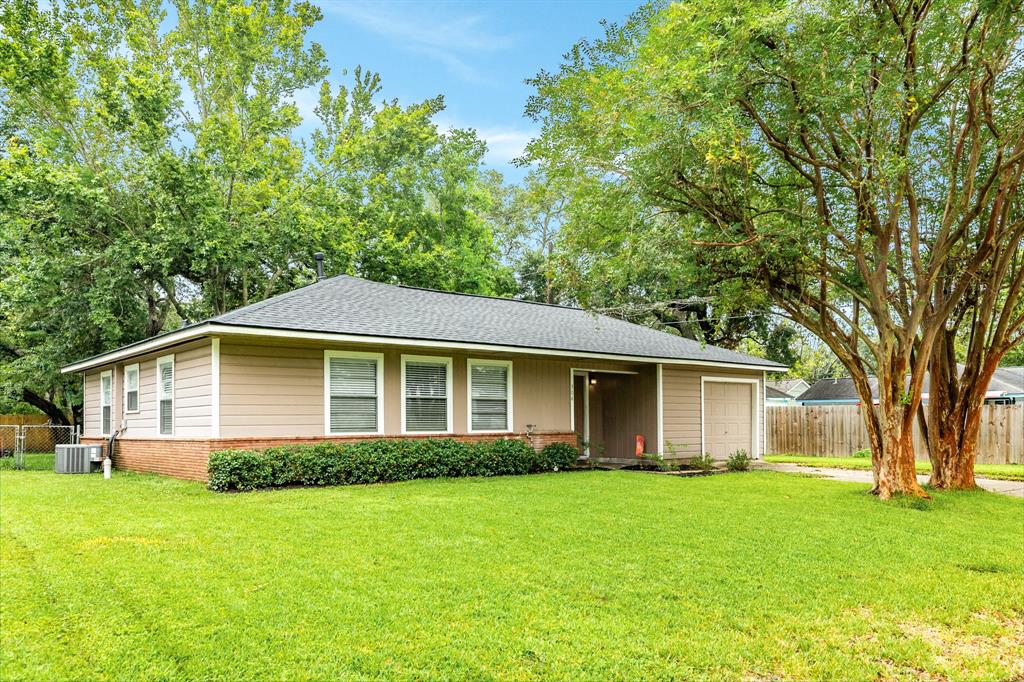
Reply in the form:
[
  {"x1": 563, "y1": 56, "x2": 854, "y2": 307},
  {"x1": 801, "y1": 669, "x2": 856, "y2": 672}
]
[{"x1": 105, "y1": 427, "x2": 121, "y2": 479}]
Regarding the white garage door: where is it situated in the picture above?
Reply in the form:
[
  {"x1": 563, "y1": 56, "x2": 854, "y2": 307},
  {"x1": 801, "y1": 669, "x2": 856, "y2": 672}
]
[{"x1": 704, "y1": 382, "x2": 754, "y2": 460}]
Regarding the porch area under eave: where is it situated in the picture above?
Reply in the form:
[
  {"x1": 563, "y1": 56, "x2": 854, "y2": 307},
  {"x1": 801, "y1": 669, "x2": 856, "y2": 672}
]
[{"x1": 571, "y1": 364, "x2": 660, "y2": 464}]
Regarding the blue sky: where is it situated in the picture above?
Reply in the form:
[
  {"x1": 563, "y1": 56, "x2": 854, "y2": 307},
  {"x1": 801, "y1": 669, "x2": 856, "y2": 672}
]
[{"x1": 299, "y1": 1, "x2": 640, "y2": 182}]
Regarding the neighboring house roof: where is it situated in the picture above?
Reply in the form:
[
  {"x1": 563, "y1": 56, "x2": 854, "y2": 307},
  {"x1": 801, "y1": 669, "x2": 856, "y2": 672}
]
[
  {"x1": 767, "y1": 379, "x2": 810, "y2": 398},
  {"x1": 796, "y1": 378, "x2": 867, "y2": 403},
  {"x1": 62, "y1": 275, "x2": 786, "y2": 372},
  {"x1": 990, "y1": 366, "x2": 1024, "y2": 396},
  {"x1": 765, "y1": 385, "x2": 793, "y2": 400},
  {"x1": 796, "y1": 367, "x2": 1024, "y2": 403}
]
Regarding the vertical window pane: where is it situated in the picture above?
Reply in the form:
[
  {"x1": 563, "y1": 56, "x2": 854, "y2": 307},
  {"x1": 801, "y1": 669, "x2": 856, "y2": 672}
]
[
  {"x1": 471, "y1": 364, "x2": 508, "y2": 431},
  {"x1": 405, "y1": 361, "x2": 448, "y2": 432},
  {"x1": 100, "y1": 373, "x2": 112, "y2": 434},
  {"x1": 159, "y1": 400, "x2": 173, "y2": 434},
  {"x1": 126, "y1": 366, "x2": 139, "y2": 412},
  {"x1": 329, "y1": 357, "x2": 378, "y2": 433},
  {"x1": 158, "y1": 360, "x2": 173, "y2": 435}
]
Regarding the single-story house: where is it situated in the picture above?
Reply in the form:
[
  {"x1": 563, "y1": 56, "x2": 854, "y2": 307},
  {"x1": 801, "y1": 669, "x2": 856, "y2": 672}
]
[
  {"x1": 765, "y1": 385, "x2": 797, "y2": 405},
  {"x1": 766, "y1": 378, "x2": 810, "y2": 401},
  {"x1": 796, "y1": 367, "x2": 1024, "y2": 405},
  {"x1": 62, "y1": 276, "x2": 785, "y2": 480}
]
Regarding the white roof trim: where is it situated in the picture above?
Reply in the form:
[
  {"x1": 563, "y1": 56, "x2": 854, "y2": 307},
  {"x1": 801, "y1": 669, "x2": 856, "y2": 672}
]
[{"x1": 61, "y1": 322, "x2": 787, "y2": 373}]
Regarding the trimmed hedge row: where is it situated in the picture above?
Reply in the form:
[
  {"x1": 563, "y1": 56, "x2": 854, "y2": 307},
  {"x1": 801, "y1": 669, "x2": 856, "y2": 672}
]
[{"x1": 208, "y1": 438, "x2": 580, "y2": 492}]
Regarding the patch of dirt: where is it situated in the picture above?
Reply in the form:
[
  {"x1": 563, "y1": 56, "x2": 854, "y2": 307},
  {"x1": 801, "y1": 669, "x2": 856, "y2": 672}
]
[{"x1": 897, "y1": 611, "x2": 1024, "y2": 680}]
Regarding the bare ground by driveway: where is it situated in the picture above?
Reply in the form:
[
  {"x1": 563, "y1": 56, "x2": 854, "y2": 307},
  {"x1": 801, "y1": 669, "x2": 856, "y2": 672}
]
[{"x1": 755, "y1": 461, "x2": 1024, "y2": 498}]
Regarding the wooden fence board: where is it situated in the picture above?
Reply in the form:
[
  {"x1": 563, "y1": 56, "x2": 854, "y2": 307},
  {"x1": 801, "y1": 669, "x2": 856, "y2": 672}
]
[
  {"x1": 767, "y1": 404, "x2": 1023, "y2": 465},
  {"x1": 0, "y1": 414, "x2": 49, "y2": 426}
]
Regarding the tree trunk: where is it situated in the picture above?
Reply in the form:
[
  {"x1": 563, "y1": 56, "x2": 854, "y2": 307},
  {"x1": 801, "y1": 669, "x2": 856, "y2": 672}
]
[
  {"x1": 544, "y1": 241, "x2": 554, "y2": 305},
  {"x1": 873, "y1": 405, "x2": 927, "y2": 499},
  {"x1": 871, "y1": 352, "x2": 930, "y2": 499},
  {"x1": 21, "y1": 389, "x2": 71, "y2": 425}
]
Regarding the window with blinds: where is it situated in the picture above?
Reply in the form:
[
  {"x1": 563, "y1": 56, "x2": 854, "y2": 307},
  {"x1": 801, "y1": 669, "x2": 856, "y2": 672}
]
[
  {"x1": 403, "y1": 358, "x2": 450, "y2": 432},
  {"x1": 100, "y1": 371, "x2": 112, "y2": 436},
  {"x1": 469, "y1": 361, "x2": 511, "y2": 431},
  {"x1": 328, "y1": 354, "x2": 381, "y2": 433},
  {"x1": 157, "y1": 356, "x2": 174, "y2": 435},
  {"x1": 124, "y1": 363, "x2": 139, "y2": 413}
]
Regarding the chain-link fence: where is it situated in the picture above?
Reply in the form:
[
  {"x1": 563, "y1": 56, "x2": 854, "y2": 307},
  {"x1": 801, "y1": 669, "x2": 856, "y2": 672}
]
[
  {"x1": 0, "y1": 425, "x2": 17, "y2": 461},
  {"x1": 0, "y1": 424, "x2": 80, "y2": 470}
]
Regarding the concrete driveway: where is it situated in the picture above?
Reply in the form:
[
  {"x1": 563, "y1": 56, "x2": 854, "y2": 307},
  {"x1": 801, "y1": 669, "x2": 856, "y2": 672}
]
[{"x1": 755, "y1": 461, "x2": 1024, "y2": 498}]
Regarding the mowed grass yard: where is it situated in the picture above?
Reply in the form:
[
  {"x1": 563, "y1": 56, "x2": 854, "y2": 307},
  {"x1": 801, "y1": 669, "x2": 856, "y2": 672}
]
[
  {"x1": 2, "y1": 469, "x2": 1022, "y2": 681},
  {"x1": 764, "y1": 455, "x2": 1024, "y2": 481}
]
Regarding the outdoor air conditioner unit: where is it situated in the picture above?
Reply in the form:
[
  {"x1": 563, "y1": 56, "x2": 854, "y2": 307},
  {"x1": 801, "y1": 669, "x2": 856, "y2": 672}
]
[{"x1": 55, "y1": 445, "x2": 102, "y2": 474}]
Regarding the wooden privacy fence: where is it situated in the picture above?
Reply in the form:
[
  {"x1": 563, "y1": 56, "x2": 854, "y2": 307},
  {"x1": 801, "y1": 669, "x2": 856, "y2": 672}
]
[
  {"x1": 767, "y1": 404, "x2": 1024, "y2": 465},
  {"x1": 0, "y1": 414, "x2": 49, "y2": 426}
]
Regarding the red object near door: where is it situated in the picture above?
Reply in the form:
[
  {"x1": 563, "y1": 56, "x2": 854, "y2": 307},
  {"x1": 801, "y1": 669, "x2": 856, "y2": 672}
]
[{"x1": 635, "y1": 434, "x2": 645, "y2": 457}]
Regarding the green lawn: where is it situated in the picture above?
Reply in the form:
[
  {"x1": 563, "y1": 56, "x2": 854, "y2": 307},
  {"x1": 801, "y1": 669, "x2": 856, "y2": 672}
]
[
  {"x1": 764, "y1": 455, "x2": 1024, "y2": 481},
  {"x1": 2, "y1": 470, "x2": 1022, "y2": 681},
  {"x1": 0, "y1": 453, "x2": 55, "y2": 472}
]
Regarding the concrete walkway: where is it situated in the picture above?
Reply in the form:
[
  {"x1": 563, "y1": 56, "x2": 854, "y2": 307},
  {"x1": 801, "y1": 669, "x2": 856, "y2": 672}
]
[{"x1": 754, "y1": 461, "x2": 1024, "y2": 498}]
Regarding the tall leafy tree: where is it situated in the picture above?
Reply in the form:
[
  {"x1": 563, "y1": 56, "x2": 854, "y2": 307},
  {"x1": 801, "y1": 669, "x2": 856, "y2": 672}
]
[
  {"x1": 525, "y1": 0, "x2": 1023, "y2": 497},
  {"x1": 1, "y1": 0, "x2": 516, "y2": 422}
]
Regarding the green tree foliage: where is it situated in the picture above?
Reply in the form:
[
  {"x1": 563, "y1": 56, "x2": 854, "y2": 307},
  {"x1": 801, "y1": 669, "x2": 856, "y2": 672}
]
[
  {"x1": 0, "y1": 0, "x2": 514, "y2": 422},
  {"x1": 524, "y1": 0, "x2": 1023, "y2": 497}
]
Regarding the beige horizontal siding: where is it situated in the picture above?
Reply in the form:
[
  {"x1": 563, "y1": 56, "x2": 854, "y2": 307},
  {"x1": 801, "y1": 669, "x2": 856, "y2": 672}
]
[
  {"x1": 218, "y1": 338, "x2": 648, "y2": 439},
  {"x1": 83, "y1": 371, "x2": 100, "y2": 435},
  {"x1": 219, "y1": 342, "x2": 324, "y2": 437},
  {"x1": 662, "y1": 366, "x2": 763, "y2": 459},
  {"x1": 81, "y1": 340, "x2": 212, "y2": 438}
]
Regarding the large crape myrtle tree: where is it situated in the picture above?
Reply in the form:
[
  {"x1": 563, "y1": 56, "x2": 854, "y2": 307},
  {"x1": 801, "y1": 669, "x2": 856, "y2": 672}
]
[{"x1": 524, "y1": 0, "x2": 1024, "y2": 498}]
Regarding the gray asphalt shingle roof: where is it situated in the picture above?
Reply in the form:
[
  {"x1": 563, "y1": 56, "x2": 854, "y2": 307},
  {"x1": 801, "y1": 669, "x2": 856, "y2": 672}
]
[
  {"x1": 211, "y1": 275, "x2": 784, "y2": 368},
  {"x1": 796, "y1": 367, "x2": 1024, "y2": 402}
]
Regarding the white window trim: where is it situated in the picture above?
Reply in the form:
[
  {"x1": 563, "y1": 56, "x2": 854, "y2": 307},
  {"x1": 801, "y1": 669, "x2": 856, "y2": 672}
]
[
  {"x1": 123, "y1": 363, "x2": 140, "y2": 414},
  {"x1": 467, "y1": 358, "x2": 514, "y2": 434},
  {"x1": 100, "y1": 370, "x2": 113, "y2": 436},
  {"x1": 324, "y1": 350, "x2": 384, "y2": 436},
  {"x1": 656, "y1": 364, "x2": 664, "y2": 457},
  {"x1": 570, "y1": 368, "x2": 591, "y2": 457},
  {"x1": 156, "y1": 354, "x2": 175, "y2": 437},
  {"x1": 401, "y1": 354, "x2": 453, "y2": 435},
  {"x1": 699, "y1": 376, "x2": 761, "y2": 459}
]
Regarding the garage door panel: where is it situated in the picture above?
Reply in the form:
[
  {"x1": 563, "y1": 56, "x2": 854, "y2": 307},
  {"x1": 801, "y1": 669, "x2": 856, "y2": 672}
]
[{"x1": 704, "y1": 381, "x2": 754, "y2": 460}]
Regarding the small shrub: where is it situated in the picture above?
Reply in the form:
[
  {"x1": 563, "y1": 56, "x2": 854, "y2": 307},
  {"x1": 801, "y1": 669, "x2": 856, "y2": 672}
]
[
  {"x1": 638, "y1": 452, "x2": 678, "y2": 471},
  {"x1": 726, "y1": 449, "x2": 752, "y2": 472},
  {"x1": 207, "y1": 437, "x2": 572, "y2": 492},
  {"x1": 852, "y1": 448, "x2": 871, "y2": 459},
  {"x1": 688, "y1": 452, "x2": 715, "y2": 472},
  {"x1": 537, "y1": 442, "x2": 579, "y2": 472}
]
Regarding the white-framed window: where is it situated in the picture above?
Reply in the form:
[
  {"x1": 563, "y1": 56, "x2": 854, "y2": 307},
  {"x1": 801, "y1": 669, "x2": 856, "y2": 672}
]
[
  {"x1": 100, "y1": 370, "x2": 113, "y2": 436},
  {"x1": 324, "y1": 350, "x2": 384, "y2": 435},
  {"x1": 468, "y1": 359, "x2": 513, "y2": 433},
  {"x1": 157, "y1": 355, "x2": 174, "y2": 436},
  {"x1": 401, "y1": 355, "x2": 453, "y2": 434},
  {"x1": 123, "y1": 363, "x2": 140, "y2": 413}
]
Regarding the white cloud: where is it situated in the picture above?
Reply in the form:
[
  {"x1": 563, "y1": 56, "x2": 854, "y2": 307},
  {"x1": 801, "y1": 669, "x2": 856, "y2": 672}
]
[
  {"x1": 475, "y1": 126, "x2": 535, "y2": 165},
  {"x1": 292, "y1": 85, "x2": 323, "y2": 127},
  {"x1": 437, "y1": 116, "x2": 536, "y2": 167},
  {"x1": 320, "y1": 0, "x2": 517, "y2": 83}
]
